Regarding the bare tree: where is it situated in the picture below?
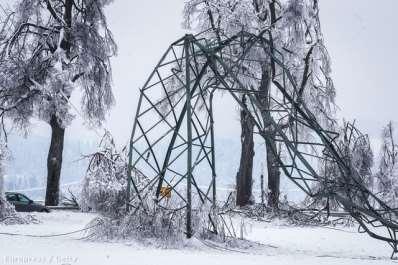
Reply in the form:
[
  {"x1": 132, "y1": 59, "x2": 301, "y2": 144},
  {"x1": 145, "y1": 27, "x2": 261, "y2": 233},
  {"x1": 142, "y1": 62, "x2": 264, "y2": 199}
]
[{"x1": 0, "y1": 0, "x2": 117, "y2": 205}]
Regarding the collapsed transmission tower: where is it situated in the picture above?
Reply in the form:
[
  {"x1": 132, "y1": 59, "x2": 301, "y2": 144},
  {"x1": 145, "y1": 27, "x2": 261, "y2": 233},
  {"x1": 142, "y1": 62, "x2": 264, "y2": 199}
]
[{"x1": 126, "y1": 31, "x2": 398, "y2": 257}]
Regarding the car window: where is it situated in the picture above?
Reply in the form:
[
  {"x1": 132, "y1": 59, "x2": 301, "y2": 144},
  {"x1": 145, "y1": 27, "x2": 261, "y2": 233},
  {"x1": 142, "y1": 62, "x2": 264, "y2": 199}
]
[
  {"x1": 17, "y1": 194, "x2": 31, "y2": 203},
  {"x1": 6, "y1": 194, "x2": 18, "y2": 201}
]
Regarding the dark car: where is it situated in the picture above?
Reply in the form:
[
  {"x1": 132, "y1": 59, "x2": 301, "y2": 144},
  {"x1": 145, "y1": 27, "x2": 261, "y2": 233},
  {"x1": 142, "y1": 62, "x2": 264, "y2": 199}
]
[{"x1": 5, "y1": 192, "x2": 50, "y2": 213}]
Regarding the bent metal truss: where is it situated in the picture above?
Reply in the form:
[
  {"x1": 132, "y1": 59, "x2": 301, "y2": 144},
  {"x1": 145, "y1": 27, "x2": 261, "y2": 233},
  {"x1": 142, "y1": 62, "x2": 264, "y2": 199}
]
[{"x1": 126, "y1": 31, "x2": 398, "y2": 257}]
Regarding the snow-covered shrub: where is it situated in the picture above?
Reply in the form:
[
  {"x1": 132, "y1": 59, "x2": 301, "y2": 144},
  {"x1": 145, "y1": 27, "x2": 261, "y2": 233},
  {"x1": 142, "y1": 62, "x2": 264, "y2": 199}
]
[
  {"x1": 85, "y1": 198, "x2": 242, "y2": 247},
  {"x1": 0, "y1": 174, "x2": 17, "y2": 223},
  {"x1": 85, "y1": 201, "x2": 187, "y2": 246},
  {"x1": 376, "y1": 121, "x2": 398, "y2": 208},
  {"x1": 0, "y1": 142, "x2": 15, "y2": 223},
  {"x1": 80, "y1": 133, "x2": 127, "y2": 218}
]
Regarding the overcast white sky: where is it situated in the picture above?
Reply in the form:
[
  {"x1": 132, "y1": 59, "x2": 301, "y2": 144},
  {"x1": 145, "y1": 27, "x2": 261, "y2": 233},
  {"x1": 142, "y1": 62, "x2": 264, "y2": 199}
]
[{"x1": 29, "y1": 0, "x2": 398, "y2": 149}]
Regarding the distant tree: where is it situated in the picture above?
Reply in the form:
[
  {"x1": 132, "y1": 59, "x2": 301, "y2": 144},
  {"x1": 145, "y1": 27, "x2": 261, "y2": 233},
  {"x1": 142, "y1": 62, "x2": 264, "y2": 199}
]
[
  {"x1": 376, "y1": 121, "x2": 398, "y2": 208},
  {"x1": 183, "y1": 0, "x2": 336, "y2": 208},
  {"x1": 0, "y1": 1, "x2": 117, "y2": 205}
]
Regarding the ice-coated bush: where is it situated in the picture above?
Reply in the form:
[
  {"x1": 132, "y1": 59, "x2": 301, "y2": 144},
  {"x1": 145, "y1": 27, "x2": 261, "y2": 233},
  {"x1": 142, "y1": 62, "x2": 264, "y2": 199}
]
[
  {"x1": 80, "y1": 132, "x2": 127, "y2": 218},
  {"x1": 0, "y1": 174, "x2": 17, "y2": 223},
  {"x1": 85, "y1": 203, "x2": 186, "y2": 246},
  {"x1": 84, "y1": 198, "x2": 241, "y2": 247},
  {"x1": 0, "y1": 143, "x2": 34, "y2": 225},
  {"x1": 376, "y1": 122, "x2": 398, "y2": 208},
  {"x1": 0, "y1": 143, "x2": 14, "y2": 222}
]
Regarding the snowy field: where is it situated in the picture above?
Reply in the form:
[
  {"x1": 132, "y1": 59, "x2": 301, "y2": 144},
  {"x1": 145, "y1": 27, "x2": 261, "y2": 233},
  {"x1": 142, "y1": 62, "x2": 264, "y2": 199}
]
[{"x1": 0, "y1": 211, "x2": 396, "y2": 265}]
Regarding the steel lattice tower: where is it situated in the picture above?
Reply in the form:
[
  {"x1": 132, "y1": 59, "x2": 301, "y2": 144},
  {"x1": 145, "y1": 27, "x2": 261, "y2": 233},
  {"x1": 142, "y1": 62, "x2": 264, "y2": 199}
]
[{"x1": 126, "y1": 32, "x2": 398, "y2": 256}]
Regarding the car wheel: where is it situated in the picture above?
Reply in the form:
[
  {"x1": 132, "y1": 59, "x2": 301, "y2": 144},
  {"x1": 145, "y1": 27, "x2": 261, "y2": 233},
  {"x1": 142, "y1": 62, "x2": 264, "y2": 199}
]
[{"x1": 41, "y1": 209, "x2": 50, "y2": 213}]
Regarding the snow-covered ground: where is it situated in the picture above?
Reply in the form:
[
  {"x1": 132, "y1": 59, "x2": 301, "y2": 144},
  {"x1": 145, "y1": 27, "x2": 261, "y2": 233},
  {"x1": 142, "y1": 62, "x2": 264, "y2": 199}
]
[{"x1": 0, "y1": 211, "x2": 396, "y2": 265}]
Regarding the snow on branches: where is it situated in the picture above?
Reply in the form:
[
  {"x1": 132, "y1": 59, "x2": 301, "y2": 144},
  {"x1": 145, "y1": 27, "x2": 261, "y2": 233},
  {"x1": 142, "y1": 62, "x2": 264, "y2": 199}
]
[{"x1": 0, "y1": 0, "x2": 116, "y2": 130}]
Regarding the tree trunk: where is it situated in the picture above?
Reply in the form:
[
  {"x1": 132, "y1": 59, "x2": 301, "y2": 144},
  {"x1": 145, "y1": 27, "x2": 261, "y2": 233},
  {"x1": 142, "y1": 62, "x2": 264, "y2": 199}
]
[
  {"x1": 257, "y1": 65, "x2": 281, "y2": 209},
  {"x1": 266, "y1": 133, "x2": 280, "y2": 209},
  {"x1": 45, "y1": 0, "x2": 72, "y2": 207},
  {"x1": 236, "y1": 95, "x2": 255, "y2": 207},
  {"x1": 45, "y1": 115, "x2": 65, "y2": 206}
]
